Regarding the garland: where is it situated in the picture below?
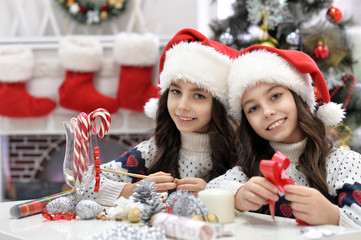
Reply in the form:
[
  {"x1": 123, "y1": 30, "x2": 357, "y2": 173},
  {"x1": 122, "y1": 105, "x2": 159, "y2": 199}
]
[{"x1": 57, "y1": 0, "x2": 128, "y2": 25}]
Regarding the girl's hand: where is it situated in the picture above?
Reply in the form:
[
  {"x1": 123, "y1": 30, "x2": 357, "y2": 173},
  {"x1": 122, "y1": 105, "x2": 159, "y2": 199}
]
[
  {"x1": 147, "y1": 171, "x2": 177, "y2": 193},
  {"x1": 176, "y1": 178, "x2": 207, "y2": 197},
  {"x1": 284, "y1": 185, "x2": 340, "y2": 225},
  {"x1": 235, "y1": 176, "x2": 279, "y2": 212}
]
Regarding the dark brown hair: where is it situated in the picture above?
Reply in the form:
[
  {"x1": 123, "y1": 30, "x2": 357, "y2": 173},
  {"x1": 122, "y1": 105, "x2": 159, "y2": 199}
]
[
  {"x1": 237, "y1": 91, "x2": 332, "y2": 198},
  {"x1": 148, "y1": 89, "x2": 238, "y2": 181}
]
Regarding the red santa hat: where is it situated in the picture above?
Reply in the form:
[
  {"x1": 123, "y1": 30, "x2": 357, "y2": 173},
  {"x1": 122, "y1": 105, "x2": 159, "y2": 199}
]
[
  {"x1": 144, "y1": 28, "x2": 239, "y2": 119},
  {"x1": 228, "y1": 45, "x2": 344, "y2": 126}
]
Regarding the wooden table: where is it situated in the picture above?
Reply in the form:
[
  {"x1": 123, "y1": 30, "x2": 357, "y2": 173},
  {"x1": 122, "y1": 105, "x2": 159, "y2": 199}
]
[{"x1": 1, "y1": 201, "x2": 360, "y2": 240}]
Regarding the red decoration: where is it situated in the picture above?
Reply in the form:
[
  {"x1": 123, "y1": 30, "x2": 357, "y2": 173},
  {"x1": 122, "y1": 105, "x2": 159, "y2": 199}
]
[
  {"x1": 94, "y1": 146, "x2": 101, "y2": 193},
  {"x1": 329, "y1": 73, "x2": 356, "y2": 110},
  {"x1": 327, "y1": 6, "x2": 343, "y2": 24},
  {"x1": 102, "y1": 5, "x2": 109, "y2": 11},
  {"x1": 42, "y1": 209, "x2": 76, "y2": 221},
  {"x1": 314, "y1": 41, "x2": 329, "y2": 59},
  {"x1": 259, "y1": 151, "x2": 308, "y2": 225},
  {"x1": 79, "y1": 6, "x2": 87, "y2": 14}
]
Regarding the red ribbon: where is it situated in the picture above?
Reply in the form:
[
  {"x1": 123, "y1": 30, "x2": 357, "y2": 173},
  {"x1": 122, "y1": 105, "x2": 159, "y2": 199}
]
[
  {"x1": 42, "y1": 209, "x2": 76, "y2": 221},
  {"x1": 94, "y1": 146, "x2": 101, "y2": 192},
  {"x1": 259, "y1": 151, "x2": 308, "y2": 225}
]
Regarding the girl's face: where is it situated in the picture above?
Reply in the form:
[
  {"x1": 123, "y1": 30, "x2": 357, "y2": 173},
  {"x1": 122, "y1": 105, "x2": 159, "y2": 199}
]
[
  {"x1": 241, "y1": 82, "x2": 304, "y2": 144},
  {"x1": 167, "y1": 80, "x2": 213, "y2": 133}
]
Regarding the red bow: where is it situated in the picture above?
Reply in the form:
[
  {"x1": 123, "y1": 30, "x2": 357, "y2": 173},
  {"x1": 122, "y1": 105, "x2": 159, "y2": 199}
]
[{"x1": 259, "y1": 151, "x2": 307, "y2": 225}]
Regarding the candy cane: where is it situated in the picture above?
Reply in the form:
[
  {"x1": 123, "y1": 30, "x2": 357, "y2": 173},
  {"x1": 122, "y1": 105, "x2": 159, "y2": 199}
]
[
  {"x1": 70, "y1": 117, "x2": 82, "y2": 185},
  {"x1": 88, "y1": 108, "x2": 111, "y2": 192},
  {"x1": 88, "y1": 108, "x2": 111, "y2": 138}
]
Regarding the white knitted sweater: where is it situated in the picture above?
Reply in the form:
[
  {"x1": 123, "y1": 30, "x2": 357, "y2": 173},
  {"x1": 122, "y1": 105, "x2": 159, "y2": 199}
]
[{"x1": 207, "y1": 138, "x2": 361, "y2": 229}]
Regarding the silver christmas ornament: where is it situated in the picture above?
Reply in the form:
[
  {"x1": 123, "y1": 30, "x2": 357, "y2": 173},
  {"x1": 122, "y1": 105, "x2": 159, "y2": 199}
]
[
  {"x1": 76, "y1": 200, "x2": 103, "y2": 219},
  {"x1": 219, "y1": 31, "x2": 234, "y2": 46},
  {"x1": 286, "y1": 31, "x2": 300, "y2": 46}
]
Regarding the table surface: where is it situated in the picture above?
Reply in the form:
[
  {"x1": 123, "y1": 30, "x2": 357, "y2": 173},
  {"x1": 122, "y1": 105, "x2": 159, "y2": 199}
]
[{"x1": 1, "y1": 201, "x2": 361, "y2": 240}]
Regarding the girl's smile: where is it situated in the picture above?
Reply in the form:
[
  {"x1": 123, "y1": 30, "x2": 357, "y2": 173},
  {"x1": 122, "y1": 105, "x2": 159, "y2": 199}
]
[{"x1": 242, "y1": 83, "x2": 304, "y2": 144}]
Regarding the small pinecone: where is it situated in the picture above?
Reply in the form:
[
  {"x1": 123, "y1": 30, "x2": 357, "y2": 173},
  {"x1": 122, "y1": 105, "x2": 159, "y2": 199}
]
[
  {"x1": 132, "y1": 179, "x2": 159, "y2": 204},
  {"x1": 76, "y1": 200, "x2": 103, "y2": 219},
  {"x1": 140, "y1": 198, "x2": 165, "y2": 226},
  {"x1": 46, "y1": 196, "x2": 76, "y2": 214}
]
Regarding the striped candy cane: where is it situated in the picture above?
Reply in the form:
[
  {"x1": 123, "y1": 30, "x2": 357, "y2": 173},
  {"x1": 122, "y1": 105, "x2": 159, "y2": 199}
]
[
  {"x1": 88, "y1": 108, "x2": 111, "y2": 138},
  {"x1": 88, "y1": 108, "x2": 111, "y2": 192}
]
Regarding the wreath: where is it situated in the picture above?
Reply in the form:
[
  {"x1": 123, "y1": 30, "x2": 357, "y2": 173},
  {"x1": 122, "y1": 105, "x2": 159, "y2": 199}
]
[{"x1": 57, "y1": 0, "x2": 128, "y2": 25}]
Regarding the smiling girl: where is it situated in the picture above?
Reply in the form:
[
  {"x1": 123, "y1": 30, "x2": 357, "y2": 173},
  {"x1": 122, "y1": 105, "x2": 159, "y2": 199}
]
[
  {"x1": 83, "y1": 28, "x2": 239, "y2": 205},
  {"x1": 207, "y1": 45, "x2": 361, "y2": 228}
]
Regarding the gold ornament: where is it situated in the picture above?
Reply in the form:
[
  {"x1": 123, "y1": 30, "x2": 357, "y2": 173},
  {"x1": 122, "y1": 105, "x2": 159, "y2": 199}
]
[
  {"x1": 128, "y1": 208, "x2": 141, "y2": 223},
  {"x1": 190, "y1": 214, "x2": 204, "y2": 221},
  {"x1": 258, "y1": 40, "x2": 277, "y2": 48},
  {"x1": 100, "y1": 11, "x2": 108, "y2": 20},
  {"x1": 204, "y1": 213, "x2": 218, "y2": 223}
]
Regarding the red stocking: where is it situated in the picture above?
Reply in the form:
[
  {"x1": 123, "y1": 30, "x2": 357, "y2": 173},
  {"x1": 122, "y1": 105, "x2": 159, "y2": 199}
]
[
  {"x1": 114, "y1": 32, "x2": 159, "y2": 112},
  {"x1": 58, "y1": 36, "x2": 119, "y2": 114},
  {"x1": 0, "y1": 46, "x2": 55, "y2": 118}
]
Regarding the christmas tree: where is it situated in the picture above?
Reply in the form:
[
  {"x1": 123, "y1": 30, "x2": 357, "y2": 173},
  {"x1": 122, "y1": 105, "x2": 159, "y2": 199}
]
[{"x1": 211, "y1": 0, "x2": 361, "y2": 152}]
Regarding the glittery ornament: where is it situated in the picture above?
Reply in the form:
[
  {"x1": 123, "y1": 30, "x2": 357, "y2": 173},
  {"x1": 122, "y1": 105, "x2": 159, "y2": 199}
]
[
  {"x1": 204, "y1": 213, "x2": 219, "y2": 223},
  {"x1": 76, "y1": 200, "x2": 103, "y2": 219},
  {"x1": 172, "y1": 193, "x2": 208, "y2": 218},
  {"x1": 141, "y1": 198, "x2": 165, "y2": 226},
  {"x1": 327, "y1": 6, "x2": 343, "y2": 24},
  {"x1": 93, "y1": 224, "x2": 166, "y2": 240},
  {"x1": 128, "y1": 208, "x2": 141, "y2": 223},
  {"x1": 132, "y1": 179, "x2": 159, "y2": 204},
  {"x1": 286, "y1": 31, "x2": 300, "y2": 46},
  {"x1": 46, "y1": 196, "x2": 76, "y2": 214},
  {"x1": 190, "y1": 214, "x2": 203, "y2": 221},
  {"x1": 166, "y1": 190, "x2": 188, "y2": 209},
  {"x1": 314, "y1": 41, "x2": 329, "y2": 59},
  {"x1": 219, "y1": 29, "x2": 234, "y2": 46}
]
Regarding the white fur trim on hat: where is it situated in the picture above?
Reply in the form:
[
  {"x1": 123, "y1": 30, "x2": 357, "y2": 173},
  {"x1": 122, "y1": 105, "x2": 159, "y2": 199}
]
[
  {"x1": 0, "y1": 45, "x2": 34, "y2": 82},
  {"x1": 144, "y1": 98, "x2": 159, "y2": 119},
  {"x1": 228, "y1": 49, "x2": 315, "y2": 118},
  {"x1": 317, "y1": 102, "x2": 345, "y2": 126},
  {"x1": 114, "y1": 32, "x2": 159, "y2": 66},
  {"x1": 58, "y1": 36, "x2": 103, "y2": 72},
  {"x1": 159, "y1": 41, "x2": 231, "y2": 107}
]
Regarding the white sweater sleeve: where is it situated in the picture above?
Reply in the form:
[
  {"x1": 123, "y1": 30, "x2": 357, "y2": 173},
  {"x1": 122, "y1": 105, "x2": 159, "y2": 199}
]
[
  {"x1": 206, "y1": 166, "x2": 248, "y2": 195},
  {"x1": 82, "y1": 138, "x2": 157, "y2": 206}
]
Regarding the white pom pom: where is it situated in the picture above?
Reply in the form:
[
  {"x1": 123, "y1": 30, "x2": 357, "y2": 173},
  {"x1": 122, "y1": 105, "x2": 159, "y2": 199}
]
[
  {"x1": 317, "y1": 102, "x2": 345, "y2": 126},
  {"x1": 144, "y1": 98, "x2": 159, "y2": 119}
]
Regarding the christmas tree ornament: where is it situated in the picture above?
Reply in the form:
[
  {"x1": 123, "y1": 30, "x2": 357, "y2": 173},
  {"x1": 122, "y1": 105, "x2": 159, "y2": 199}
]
[
  {"x1": 128, "y1": 207, "x2": 141, "y2": 223},
  {"x1": 286, "y1": 30, "x2": 300, "y2": 46},
  {"x1": 93, "y1": 225, "x2": 166, "y2": 240},
  {"x1": 76, "y1": 200, "x2": 103, "y2": 219},
  {"x1": 58, "y1": 36, "x2": 119, "y2": 114},
  {"x1": 329, "y1": 73, "x2": 356, "y2": 110},
  {"x1": 191, "y1": 214, "x2": 203, "y2": 221},
  {"x1": 314, "y1": 41, "x2": 329, "y2": 59},
  {"x1": 219, "y1": 28, "x2": 234, "y2": 46},
  {"x1": 113, "y1": 32, "x2": 159, "y2": 112},
  {"x1": 204, "y1": 213, "x2": 219, "y2": 223},
  {"x1": 327, "y1": 6, "x2": 343, "y2": 24},
  {"x1": 246, "y1": 0, "x2": 287, "y2": 30},
  {"x1": 46, "y1": 195, "x2": 77, "y2": 214},
  {"x1": 0, "y1": 45, "x2": 56, "y2": 118}
]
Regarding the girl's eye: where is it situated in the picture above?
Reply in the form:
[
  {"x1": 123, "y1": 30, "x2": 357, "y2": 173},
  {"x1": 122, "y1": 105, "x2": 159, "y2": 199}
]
[
  {"x1": 248, "y1": 105, "x2": 258, "y2": 113},
  {"x1": 195, "y1": 93, "x2": 206, "y2": 99},
  {"x1": 271, "y1": 93, "x2": 281, "y2": 100},
  {"x1": 170, "y1": 89, "x2": 181, "y2": 95}
]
